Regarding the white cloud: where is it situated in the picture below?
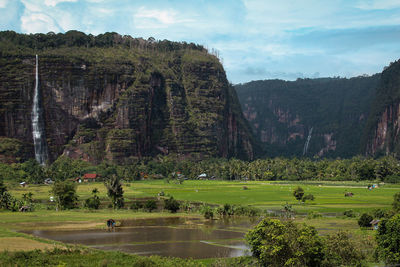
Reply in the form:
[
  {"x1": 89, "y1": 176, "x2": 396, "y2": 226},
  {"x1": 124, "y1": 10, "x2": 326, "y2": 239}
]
[
  {"x1": 355, "y1": 0, "x2": 400, "y2": 10},
  {"x1": 44, "y1": 0, "x2": 77, "y2": 7},
  {"x1": 134, "y1": 7, "x2": 193, "y2": 29},
  {"x1": 21, "y1": 12, "x2": 62, "y2": 33},
  {"x1": 0, "y1": 0, "x2": 9, "y2": 8}
]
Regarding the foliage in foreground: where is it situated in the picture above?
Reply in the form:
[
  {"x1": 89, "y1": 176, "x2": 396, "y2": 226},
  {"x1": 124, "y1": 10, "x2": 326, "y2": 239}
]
[
  {"x1": 376, "y1": 214, "x2": 400, "y2": 265},
  {"x1": 246, "y1": 218, "x2": 366, "y2": 267},
  {"x1": 0, "y1": 247, "x2": 257, "y2": 267}
]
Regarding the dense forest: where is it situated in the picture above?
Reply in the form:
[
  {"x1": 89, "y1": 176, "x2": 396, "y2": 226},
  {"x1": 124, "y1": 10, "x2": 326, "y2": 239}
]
[
  {"x1": 235, "y1": 76, "x2": 379, "y2": 158},
  {"x1": 2, "y1": 154, "x2": 399, "y2": 184}
]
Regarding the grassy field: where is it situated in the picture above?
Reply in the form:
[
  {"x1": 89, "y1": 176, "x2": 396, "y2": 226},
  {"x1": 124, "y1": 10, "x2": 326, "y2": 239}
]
[
  {"x1": 9, "y1": 180, "x2": 400, "y2": 213},
  {"x1": 1, "y1": 179, "x2": 396, "y2": 266}
]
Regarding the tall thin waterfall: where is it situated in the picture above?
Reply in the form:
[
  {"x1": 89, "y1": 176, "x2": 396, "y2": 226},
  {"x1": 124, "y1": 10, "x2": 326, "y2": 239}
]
[
  {"x1": 302, "y1": 127, "x2": 313, "y2": 156},
  {"x1": 32, "y1": 55, "x2": 48, "y2": 165}
]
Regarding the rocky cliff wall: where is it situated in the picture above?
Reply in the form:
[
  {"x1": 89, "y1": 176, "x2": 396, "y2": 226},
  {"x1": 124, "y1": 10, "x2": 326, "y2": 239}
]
[
  {"x1": 0, "y1": 32, "x2": 255, "y2": 163},
  {"x1": 365, "y1": 60, "x2": 400, "y2": 157},
  {"x1": 235, "y1": 77, "x2": 379, "y2": 158}
]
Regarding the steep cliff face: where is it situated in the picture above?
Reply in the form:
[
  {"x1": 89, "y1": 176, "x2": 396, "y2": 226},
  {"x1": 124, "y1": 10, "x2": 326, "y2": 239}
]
[
  {"x1": 365, "y1": 60, "x2": 400, "y2": 157},
  {"x1": 235, "y1": 77, "x2": 379, "y2": 158},
  {"x1": 0, "y1": 31, "x2": 255, "y2": 163}
]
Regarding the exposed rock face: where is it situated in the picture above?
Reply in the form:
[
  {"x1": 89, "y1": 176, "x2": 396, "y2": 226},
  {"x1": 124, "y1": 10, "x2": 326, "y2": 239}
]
[
  {"x1": 365, "y1": 60, "x2": 400, "y2": 156},
  {"x1": 0, "y1": 32, "x2": 255, "y2": 163},
  {"x1": 235, "y1": 77, "x2": 379, "y2": 158}
]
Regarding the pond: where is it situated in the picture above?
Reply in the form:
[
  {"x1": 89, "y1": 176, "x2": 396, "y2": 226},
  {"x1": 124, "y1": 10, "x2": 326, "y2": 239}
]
[{"x1": 25, "y1": 217, "x2": 259, "y2": 259}]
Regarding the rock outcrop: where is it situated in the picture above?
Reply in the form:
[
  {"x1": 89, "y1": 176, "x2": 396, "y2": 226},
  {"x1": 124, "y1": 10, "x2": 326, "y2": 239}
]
[
  {"x1": 235, "y1": 77, "x2": 379, "y2": 158},
  {"x1": 365, "y1": 60, "x2": 400, "y2": 157},
  {"x1": 0, "y1": 31, "x2": 255, "y2": 163}
]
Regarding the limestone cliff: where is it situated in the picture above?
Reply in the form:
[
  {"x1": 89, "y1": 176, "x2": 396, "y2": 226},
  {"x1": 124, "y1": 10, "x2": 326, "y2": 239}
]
[
  {"x1": 365, "y1": 60, "x2": 400, "y2": 157},
  {"x1": 0, "y1": 31, "x2": 255, "y2": 163},
  {"x1": 235, "y1": 77, "x2": 379, "y2": 158}
]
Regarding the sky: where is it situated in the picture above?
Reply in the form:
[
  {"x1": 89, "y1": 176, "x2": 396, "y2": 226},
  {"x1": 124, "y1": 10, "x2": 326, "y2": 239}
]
[{"x1": 1, "y1": 0, "x2": 400, "y2": 84}]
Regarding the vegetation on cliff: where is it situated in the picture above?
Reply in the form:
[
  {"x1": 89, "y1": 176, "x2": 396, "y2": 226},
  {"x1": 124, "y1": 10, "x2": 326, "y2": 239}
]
[
  {"x1": 0, "y1": 30, "x2": 255, "y2": 163},
  {"x1": 235, "y1": 76, "x2": 379, "y2": 158}
]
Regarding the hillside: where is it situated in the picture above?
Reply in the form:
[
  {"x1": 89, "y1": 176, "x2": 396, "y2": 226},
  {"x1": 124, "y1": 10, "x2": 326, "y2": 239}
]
[
  {"x1": 235, "y1": 76, "x2": 380, "y2": 158},
  {"x1": 0, "y1": 31, "x2": 255, "y2": 164},
  {"x1": 364, "y1": 60, "x2": 400, "y2": 157}
]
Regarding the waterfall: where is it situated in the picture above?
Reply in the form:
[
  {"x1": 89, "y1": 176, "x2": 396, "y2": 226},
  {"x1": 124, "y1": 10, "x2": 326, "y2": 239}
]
[
  {"x1": 32, "y1": 55, "x2": 48, "y2": 165},
  {"x1": 302, "y1": 127, "x2": 313, "y2": 156}
]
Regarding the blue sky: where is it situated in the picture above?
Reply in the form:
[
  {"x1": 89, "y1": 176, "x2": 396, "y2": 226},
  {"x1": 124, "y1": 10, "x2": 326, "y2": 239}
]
[{"x1": 1, "y1": 0, "x2": 400, "y2": 83}]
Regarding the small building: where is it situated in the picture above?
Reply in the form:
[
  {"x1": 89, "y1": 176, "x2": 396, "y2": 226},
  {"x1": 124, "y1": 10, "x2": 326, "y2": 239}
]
[
  {"x1": 74, "y1": 173, "x2": 99, "y2": 183},
  {"x1": 44, "y1": 178, "x2": 54, "y2": 185},
  {"x1": 198, "y1": 173, "x2": 207, "y2": 179},
  {"x1": 82, "y1": 173, "x2": 99, "y2": 182},
  {"x1": 370, "y1": 219, "x2": 380, "y2": 230}
]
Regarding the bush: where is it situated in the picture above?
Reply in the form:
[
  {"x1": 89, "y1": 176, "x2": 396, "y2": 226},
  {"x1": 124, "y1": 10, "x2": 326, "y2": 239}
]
[
  {"x1": 84, "y1": 188, "x2": 100, "y2": 210},
  {"x1": 144, "y1": 199, "x2": 157, "y2": 212},
  {"x1": 51, "y1": 181, "x2": 78, "y2": 210},
  {"x1": 376, "y1": 214, "x2": 400, "y2": 264},
  {"x1": 164, "y1": 196, "x2": 179, "y2": 213},
  {"x1": 323, "y1": 231, "x2": 365, "y2": 266},
  {"x1": 130, "y1": 201, "x2": 143, "y2": 211},
  {"x1": 372, "y1": 208, "x2": 387, "y2": 219},
  {"x1": 246, "y1": 218, "x2": 325, "y2": 266},
  {"x1": 302, "y1": 194, "x2": 315, "y2": 202},
  {"x1": 293, "y1": 186, "x2": 305, "y2": 202},
  {"x1": 200, "y1": 205, "x2": 214, "y2": 219},
  {"x1": 358, "y1": 213, "x2": 373, "y2": 228},
  {"x1": 307, "y1": 211, "x2": 322, "y2": 219},
  {"x1": 343, "y1": 209, "x2": 356, "y2": 218}
]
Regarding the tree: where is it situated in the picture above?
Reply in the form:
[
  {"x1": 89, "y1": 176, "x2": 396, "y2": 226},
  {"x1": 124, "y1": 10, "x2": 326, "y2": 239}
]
[
  {"x1": 302, "y1": 194, "x2": 315, "y2": 202},
  {"x1": 246, "y1": 218, "x2": 325, "y2": 267},
  {"x1": 358, "y1": 213, "x2": 373, "y2": 228},
  {"x1": 144, "y1": 199, "x2": 157, "y2": 212},
  {"x1": 392, "y1": 192, "x2": 400, "y2": 212},
  {"x1": 323, "y1": 231, "x2": 365, "y2": 266},
  {"x1": 376, "y1": 214, "x2": 400, "y2": 264},
  {"x1": 164, "y1": 196, "x2": 179, "y2": 213},
  {"x1": 51, "y1": 181, "x2": 78, "y2": 210},
  {"x1": 84, "y1": 188, "x2": 101, "y2": 210},
  {"x1": 293, "y1": 186, "x2": 305, "y2": 202},
  {"x1": 105, "y1": 175, "x2": 124, "y2": 209}
]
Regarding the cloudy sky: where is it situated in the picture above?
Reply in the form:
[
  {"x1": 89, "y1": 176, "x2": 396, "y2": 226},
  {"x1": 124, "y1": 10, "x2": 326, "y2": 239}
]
[{"x1": 1, "y1": 0, "x2": 400, "y2": 83}]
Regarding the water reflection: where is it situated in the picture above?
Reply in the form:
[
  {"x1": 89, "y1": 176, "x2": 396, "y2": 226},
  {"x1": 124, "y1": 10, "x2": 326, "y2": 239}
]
[{"x1": 26, "y1": 217, "x2": 257, "y2": 259}]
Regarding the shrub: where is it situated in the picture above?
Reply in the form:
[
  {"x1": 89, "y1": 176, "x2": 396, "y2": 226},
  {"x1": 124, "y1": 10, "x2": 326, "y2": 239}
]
[
  {"x1": 51, "y1": 181, "x2": 78, "y2": 210},
  {"x1": 84, "y1": 188, "x2": 100, "y2": 210},
  {"x1": 144, "y1": 199, "x2": 157, "y2": 212},
  {"x1": 200, "y1": 205, "x2": 214, "y2": 219},
  {"x1": 343, "y1": 209, "x2": 356, "y2": 218},
  {"x1": 164, "y1": 196, "x2": 179, "y2": 213},
  {"x1": 376, "y1": 214, "x2": 400, "y2": 264},
  {"x1": 307, "y1": 211, "x2": 322, "y2": 219},
  {"x1": 130, "y1": 201, "x2": 143, "y2": 211},
  {"x1": 323, "y1": 231, "x2": 365, "y2": 266},
  {"x1": 302, "y1": 194, "x2": 315, "y2": 202},
  {"x1": 246, "y1": 218, "x2": 325, "y2": 266},
  {"x1": 293, "y1": 186, "x2": 305, "y2": 202},
  {"x1": 358, "y1": 213, "x2": 373, "y2": 228}
]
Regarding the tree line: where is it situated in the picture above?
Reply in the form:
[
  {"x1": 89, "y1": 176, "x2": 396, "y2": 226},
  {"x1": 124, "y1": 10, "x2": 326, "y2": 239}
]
[{"x1": 1, "y1": 154, "x2": 400, "y2": 183}]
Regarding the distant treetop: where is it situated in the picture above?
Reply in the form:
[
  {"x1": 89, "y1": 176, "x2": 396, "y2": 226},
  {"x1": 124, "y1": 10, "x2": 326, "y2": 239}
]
[{"x1": 0, "y1": 30, "x2": 206, "y2": 52}]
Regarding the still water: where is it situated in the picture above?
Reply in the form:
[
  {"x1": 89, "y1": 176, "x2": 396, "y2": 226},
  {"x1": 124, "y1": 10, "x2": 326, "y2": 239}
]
[{"x1": 26, "y1": 217, "x2": 257, "y2": 259}]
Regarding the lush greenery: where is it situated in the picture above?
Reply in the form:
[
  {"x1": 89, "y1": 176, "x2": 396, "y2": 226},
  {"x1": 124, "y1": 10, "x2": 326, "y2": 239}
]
[
  {"x1": 376, "y1": 214, "x2": 400, "y2": 264},
  {"x1": 51, "y1": 181, "x2": 78, "y2": 210},
  {"x1": 3, "y1": 155, "x2": 400, "y2": 187},
  {"x1": 235, "y1": 76, "x2": 379, "y2": 158}
]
